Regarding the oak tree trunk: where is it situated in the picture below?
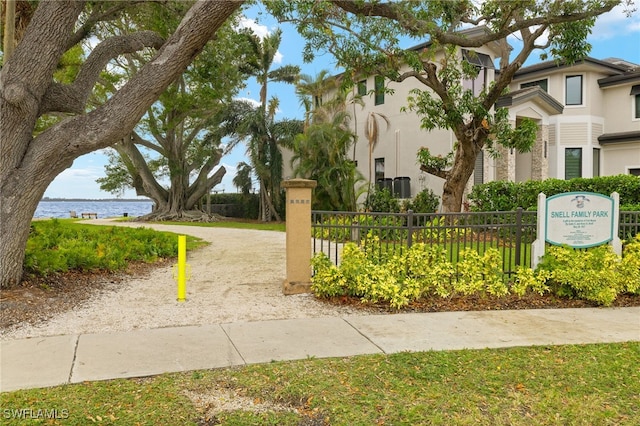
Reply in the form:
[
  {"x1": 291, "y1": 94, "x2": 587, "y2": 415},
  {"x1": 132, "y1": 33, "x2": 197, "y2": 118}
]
[
  {"x1": 0, "y1": 0, "x2": 242, "y2": 287},
  {"x1": 440, "y1": 139, "x2": 479, "y2": 213}
]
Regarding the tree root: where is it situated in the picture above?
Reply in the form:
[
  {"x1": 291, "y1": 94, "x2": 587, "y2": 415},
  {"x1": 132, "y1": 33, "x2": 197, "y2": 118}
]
[{"x1": 135, "y1": 210, "x2": 224, "y2": 223}]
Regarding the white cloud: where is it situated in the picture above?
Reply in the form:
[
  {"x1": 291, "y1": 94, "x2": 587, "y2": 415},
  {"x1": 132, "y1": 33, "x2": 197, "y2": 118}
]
[
  {"x1": 57, "y1": 166, "x2": 104, "y2": 180},
  {"x1": 234, "y1": 96, "x2": 261, "y2": 108},
  {"x1": 237, "y1": 16, "x2": 270, "y2": 39},
  {"x1": 236, "y1": 16, "x2": 284, "y2": 64},
  {"x1": 590, "y1": 3, "x2": 640, "y2": 40}
]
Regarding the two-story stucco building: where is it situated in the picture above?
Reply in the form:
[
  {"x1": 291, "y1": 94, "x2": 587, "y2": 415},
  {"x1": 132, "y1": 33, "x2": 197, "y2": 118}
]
[
  {"x1": 496, "y1": 57, "x2": 640, "y2": 185},
  {"x1": 296, "y1": 31, "x2": 640, "y2": 207}
]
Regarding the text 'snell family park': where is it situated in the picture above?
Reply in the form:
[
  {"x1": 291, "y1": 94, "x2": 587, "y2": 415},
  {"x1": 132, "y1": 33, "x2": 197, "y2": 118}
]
[
  {"x1": 546, "y1": 192, "x2": 615, "y2": 248},
  {"x1": 532, "y1": 192, "x2": 621, "y2": 268}
]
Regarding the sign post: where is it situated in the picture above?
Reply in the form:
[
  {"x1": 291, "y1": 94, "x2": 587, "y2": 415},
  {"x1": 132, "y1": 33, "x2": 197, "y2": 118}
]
[{"x1": 532, "y1": 192, "x2": 620, "y2": 268}]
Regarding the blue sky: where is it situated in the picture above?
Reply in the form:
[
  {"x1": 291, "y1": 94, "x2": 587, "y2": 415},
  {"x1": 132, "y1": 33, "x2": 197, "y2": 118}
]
[{"x1": 44, "y1": 3, "x2": 640, "y2": 199}]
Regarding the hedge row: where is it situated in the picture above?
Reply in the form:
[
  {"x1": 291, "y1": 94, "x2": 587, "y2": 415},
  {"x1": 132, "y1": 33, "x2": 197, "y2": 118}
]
[
  {"x1": 468, "y1": 175, "x2": 640, "y2": 211},
  {"x1": 201, "y1": 193, "x2": 260, "y2": 219}
]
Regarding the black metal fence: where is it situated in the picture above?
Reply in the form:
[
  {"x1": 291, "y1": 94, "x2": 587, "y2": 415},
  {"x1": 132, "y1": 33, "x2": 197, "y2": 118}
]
[
  {"x1": 620, "y1": 211, "x2": 640, "y2": 241},
  {"x1": 312, "y1": 209, "x2": 640, "y2": 278}
]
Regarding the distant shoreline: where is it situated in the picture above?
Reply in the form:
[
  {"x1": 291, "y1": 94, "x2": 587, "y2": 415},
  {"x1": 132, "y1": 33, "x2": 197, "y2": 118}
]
[{"x1": 41, "y1": 198, "x2": 151, "y2": 202}]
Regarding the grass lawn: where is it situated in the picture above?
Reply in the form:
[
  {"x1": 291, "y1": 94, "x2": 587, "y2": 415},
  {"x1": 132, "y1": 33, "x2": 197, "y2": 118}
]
[
  {"x1": 2, "y1": 342, "x2": 638, "y2": 425},
  {"x1": 146, "y1": 219, "x2": 286, "y2": 232}
]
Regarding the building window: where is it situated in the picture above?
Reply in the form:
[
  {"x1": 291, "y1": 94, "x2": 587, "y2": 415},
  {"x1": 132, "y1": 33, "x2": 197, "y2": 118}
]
[
  {"x1": 375, "y1": 158, "x2": 385, "y2": 181},
  {"x1": 632, "y1": 85, "x2": 640, "y2": 119},
  {"x1": 629, "y1": 168, "x2": 640, "y2": 177},
  {"x1": 565, "y1": 75, "x2": 583, "y2": 106},
  {"x1": 593, "y1": 148, "x2": 600, "y2": 177},
  {"x1": 565, "y1": 148, "x2": 582, "y2": 179},
  {"x1": 521, "y1": 79, "x2": 548, "y2": 92},
  {"x1": 314, "y1": 95, "x2": 322, "y2": 108},
  {"x1": 374, "y1": 76, "x2": 384, "y2": 105},
  {"x1": 357, "y1": 80, "x2": 367, "y2": 97}
]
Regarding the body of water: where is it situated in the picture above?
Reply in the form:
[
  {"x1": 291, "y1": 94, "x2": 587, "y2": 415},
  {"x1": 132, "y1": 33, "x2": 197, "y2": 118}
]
[{"x1": 35, "y1": 200, "x2": 154, "y2": 219}]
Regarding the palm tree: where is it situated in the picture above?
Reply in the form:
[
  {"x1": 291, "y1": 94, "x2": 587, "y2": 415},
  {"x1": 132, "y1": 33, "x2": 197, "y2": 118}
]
[
  {"x1": 291, "y1": 109, "x2": 363, "y2": 211},
  {"x1": 296, "y1": 70, "x2": 342, "y2": 126},
  {"x1": 364, "y1": 111, "x2": 390, "y2": 184},
  {"x1": 232, "y1": 161, "x2": 253, "y2": 195},
  {"x1": 237, "y1": 28, "x2": 300, "y2": 222},
  {"x1": 229, "y1": 99, "x2": 303, "y2": 221}
]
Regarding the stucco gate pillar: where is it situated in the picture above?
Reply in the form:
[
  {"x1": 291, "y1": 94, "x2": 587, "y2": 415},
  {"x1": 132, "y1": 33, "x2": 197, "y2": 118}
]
[{"x1": 281, "y1": 179, "x2": 317, "y2": 295}]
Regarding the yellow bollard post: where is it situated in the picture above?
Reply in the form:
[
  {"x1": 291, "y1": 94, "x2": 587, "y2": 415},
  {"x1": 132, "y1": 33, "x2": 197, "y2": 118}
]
[{"x1": 177, "y1": 235, "x2": 187, "y2": 302}]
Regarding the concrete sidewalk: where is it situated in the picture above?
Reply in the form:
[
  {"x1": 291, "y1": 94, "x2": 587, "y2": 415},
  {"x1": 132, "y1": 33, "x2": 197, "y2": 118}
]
[{"x1": 2, "y1": 307, "x2": 639, "y2": 392}]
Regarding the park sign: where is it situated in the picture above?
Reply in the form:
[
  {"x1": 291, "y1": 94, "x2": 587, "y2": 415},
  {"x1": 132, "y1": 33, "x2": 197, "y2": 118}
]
[
  {"x1": 531, "y1": 191, "x2": 621, "y2": 268},
  {"x1": 546, "y1": 192, "x2": 614, "y2": 248}
]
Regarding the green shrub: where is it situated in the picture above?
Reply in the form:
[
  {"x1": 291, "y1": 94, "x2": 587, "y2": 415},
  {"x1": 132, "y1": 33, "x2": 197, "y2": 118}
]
[
  {"x1": 24, "y1": 219, "x2": 192, "y2": 276},
  {"x1": 454, "y1": 248, "x2": 508, "y2": 297},
  {"x1": 413, "y1": 216, "x2": 471, "y2": 243},
  {"x1": 467, "y1": 180, "x2": 519, "y2": 211},
  {"x1": 313, "y1": 214, "x2": 407, "y2": 242},
  {"x1": 202, "y1": 193, "x2": 260, "y2": 219},
  {"x1": 535, "y1": 237, "x2": 640, "y2": 306},
  {"x1": 311, "y1": 239, "x2": 455, "y2": 309},
  {"x1": 364, "y1": 187, "x2": 400, "y2": 213},
  {"x1": 403, "y1": 188, "x2": 440, "y2": 213},
  {"x1": 511, "y1": 266, "x2": 552, "y2": 296},
  {"x1": 620, "y1": 203, "x2": 640, "y2": 211},
  {"x1": 468, "y1": 175, "x2": 640, "y2": 211},
  {"x1": 311, "y1": 233, "x2": 640, "y2": 308},
  {"x1": 619, "y1": 235, "x2": 640, "y2": 294}
]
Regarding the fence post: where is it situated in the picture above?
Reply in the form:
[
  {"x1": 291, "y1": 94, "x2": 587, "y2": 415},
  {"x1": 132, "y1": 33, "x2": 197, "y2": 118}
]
[
  {"x1": 407, "y1": 209, "x2": 414, "y2": 248},
  {"x1": 282, "y1": 179, "x2": 317, "y2": 295},
  {"x1": 514, "y1": 207, "x2": 523, "y2": 267}
]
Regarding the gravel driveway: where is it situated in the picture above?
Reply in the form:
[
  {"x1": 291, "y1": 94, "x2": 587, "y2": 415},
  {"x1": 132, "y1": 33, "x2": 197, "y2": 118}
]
[{"x1": 2, "y1": 220, "x2": 361, "y2": 340}]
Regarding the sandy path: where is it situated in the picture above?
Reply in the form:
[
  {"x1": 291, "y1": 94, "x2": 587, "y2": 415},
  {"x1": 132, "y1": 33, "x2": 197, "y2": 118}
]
[{"x1": 2, "y1": 220, "x2": 361, "y2": 340}]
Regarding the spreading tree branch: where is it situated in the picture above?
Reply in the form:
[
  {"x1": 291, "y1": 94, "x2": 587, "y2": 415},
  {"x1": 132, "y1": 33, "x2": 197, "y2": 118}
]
[
  {"x1": 39, "y1": 31, "x2": 165, "y2": 115},
  {"x1": 116, "y1": 135, "x2": 169, "y2": 200},
  {"x1": 330, "y1": 0, "x2": 618, "y2": 47},
  {"x1": 67, "y1": 1, "x2": 148, "y2": 49}
]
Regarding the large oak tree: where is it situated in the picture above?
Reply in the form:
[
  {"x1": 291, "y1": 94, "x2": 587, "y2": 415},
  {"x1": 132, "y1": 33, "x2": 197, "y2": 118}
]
[
  {"x1": 96, "y1": 7, "x2": 251, "y2": 220},
  {"x1": 269, "y1": 0, "x2": 631, "y2": 212},
  {"x1": 0, "y1": 0, "x2": 242, "y2": 288}
]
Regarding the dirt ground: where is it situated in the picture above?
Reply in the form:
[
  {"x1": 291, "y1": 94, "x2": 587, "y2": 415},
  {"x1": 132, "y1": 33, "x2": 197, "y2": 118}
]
[{"x1": 2, "y1": 220, "x2": 639, "y2": 340}]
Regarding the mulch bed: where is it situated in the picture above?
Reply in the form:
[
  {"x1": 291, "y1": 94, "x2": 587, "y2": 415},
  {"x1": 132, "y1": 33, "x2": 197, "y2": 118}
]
[{"x1": 324, "y1": 292, "x2": 640, "y2": 314}]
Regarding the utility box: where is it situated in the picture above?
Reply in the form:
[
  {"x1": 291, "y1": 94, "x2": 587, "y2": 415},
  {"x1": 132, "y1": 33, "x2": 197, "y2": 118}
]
[{"x1": 376, "y1": 178, "x2": 393, "y2": 192}]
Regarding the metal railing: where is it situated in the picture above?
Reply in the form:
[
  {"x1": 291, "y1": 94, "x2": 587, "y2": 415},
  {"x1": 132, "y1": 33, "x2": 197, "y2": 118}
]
[
  {"x1": 620, "y1": 211, "x2": 640, "y2": 241},
  {"x1": 312, "y1": 209, "x2": 640, "y2": 278}
]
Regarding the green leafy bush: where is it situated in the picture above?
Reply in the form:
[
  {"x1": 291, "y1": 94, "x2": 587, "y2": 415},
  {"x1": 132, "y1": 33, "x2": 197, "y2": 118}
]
[
  {"x1": 24, "y1": 219, "x2": 195, "y2": 276},
  {"x1": 312, "y1": 239, "x2": 455, "y2": 309},
  {"x1": 620, "y1": 203, "x2": 640, "y2": 211},
  {"x1": 203, "y1": 193, "x2": 260, "y2": 219},
  {"x1": 454, "y1": 248, "x2": 508, "y2": 297},
  {"x1": 364, "y1": 187, "x2": 401, "y2": 213},
  {"x1": 313, "y1": 214, "x2": 406, "y2": 242},
  {"x1": 468, "y1": 175, "x2": 640, "y2": 211},
  {"x1": 312, "y1": 215, "x2": 353, "y2": 242},
  {"x1": 536, "y1": 236, "x2": 640, "y2": 305},
  {"x1": 403, "y1": 188, "x2": 440, "y2": 213},
  {"x1": 311, "y1": 234, "x2": 640, "y2": 308},
  {"x1": 413, "y1": 216, "x2": 471, "y2": 242}
]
